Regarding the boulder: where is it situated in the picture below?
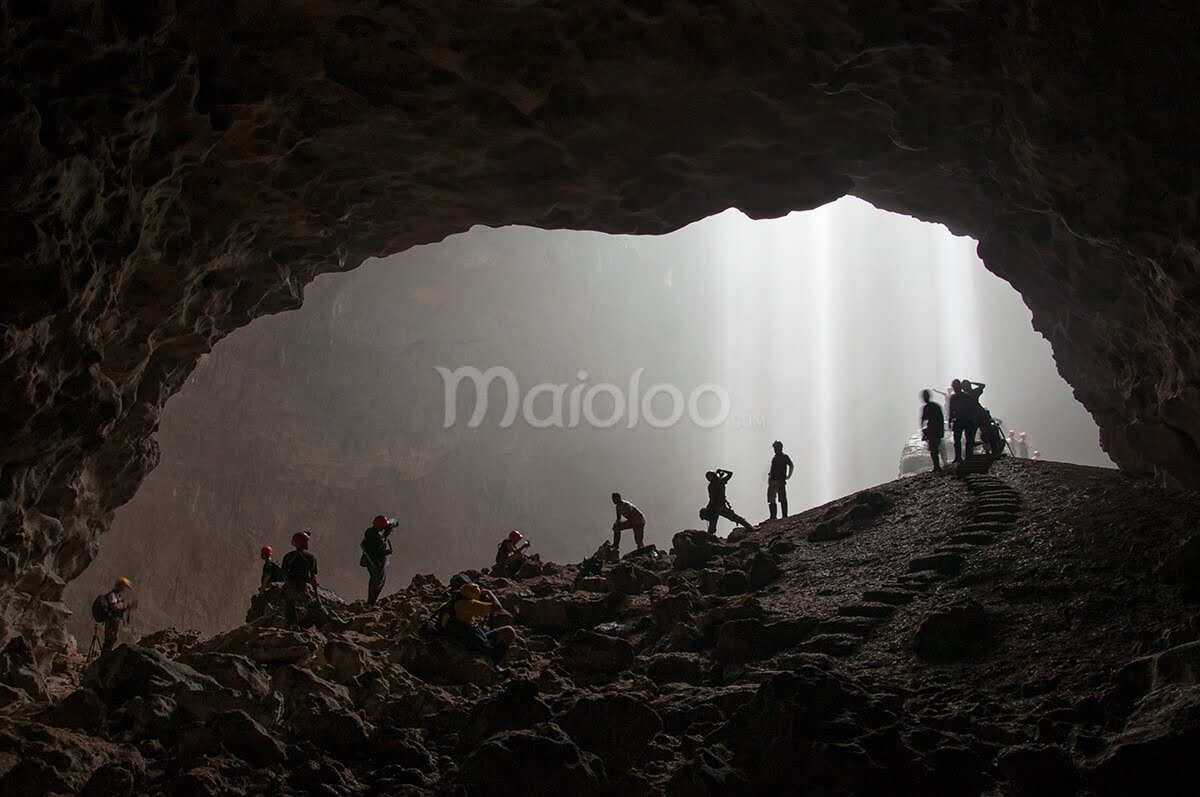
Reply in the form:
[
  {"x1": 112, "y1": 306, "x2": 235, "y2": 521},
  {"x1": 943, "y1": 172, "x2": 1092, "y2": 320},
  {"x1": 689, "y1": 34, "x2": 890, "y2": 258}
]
[
  {"x1": 720, "y1": 668, "x2": 911, "y2": 792},
  {"x1": 643, "y1": 652, "x2": 709, "y2": 685},
  {"x1": 560, "y1": 630, "x2": 634, "y2": 675},
  {"x1": 746, "y1": 552, "x2": 783, "y2": 590},
  {"x1": 178, "y1": 652, "x2": 272, "y2": 697},
  {"x1": 397, "y1": 637, "x2": 497, "y2": 687},
  {"x1": 37, "y1": 688, "x2": 108, "y2": 733},
  {"x1": 714, "y1": 618, "x2": 813, "y2": 665},
  {"x1": 0, "y1": 721, "x2": 145, "y2": 796},
  {"x1": 651, "y1": 591, "x2": 694, "y2": 628},
  {"x1": 672, "y1": 530, "x2": 730, "y2": 571},
  {"x1": 914, "y1": 603, "x2": 999, "y2": 662},
  {"x1": 808, "y1": 521, "x2": 852, "y2": 542},
  {"x1": 1086, "y1": 685, "x2": 1200, "y2": 796},
  {"x1": 667, "y1": 748, "x2": 752, "y2": 794},
  {"x1": 557, "y1": 693, "x2": 663, "y2": 769},
  {"x1": 0, "y1": 635, "x2": 48, "y2": 701},
  {"x1": 461, "y1": 679, "x2": 552, "y2": 744},
  {"x1": 455, "y1": 723, "x2": 607, "y2": 796},
  {"x1": 210, "y1": 709, "x2": 287, "y2": 765},
  {"x1": 607, "y1": 562, "x2": 661, "y2": 595},
  {"x1": 200, "y1": 626, "x2": 322, "y2": 666},
  {"x1": 85, "y1": 644, "x2": 221, "y2": 705},
  {"x1": 515, "y1": 592, "x2": 619, "y2": 631}
]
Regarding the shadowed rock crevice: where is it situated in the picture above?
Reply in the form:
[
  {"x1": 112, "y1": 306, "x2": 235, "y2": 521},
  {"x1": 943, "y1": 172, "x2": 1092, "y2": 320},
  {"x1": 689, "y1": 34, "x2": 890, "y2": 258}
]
[{"x1": 3, "y1": 2, "x2": 1200, "y2": 655}]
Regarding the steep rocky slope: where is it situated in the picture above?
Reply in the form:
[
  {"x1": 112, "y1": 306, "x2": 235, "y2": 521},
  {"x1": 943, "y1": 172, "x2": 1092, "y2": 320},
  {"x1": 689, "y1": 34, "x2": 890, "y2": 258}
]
[
  {"x1": 3, "y1": 457, "x2": 1199, "y2": 795},
  {"x1": 4, "y1": 0, "x2": 1200, "y2": 657}
]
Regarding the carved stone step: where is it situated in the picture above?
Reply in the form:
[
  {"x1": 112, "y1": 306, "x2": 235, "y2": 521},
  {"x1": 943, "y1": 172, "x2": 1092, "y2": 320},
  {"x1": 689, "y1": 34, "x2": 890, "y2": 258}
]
[
  {"x1": 837, "y1": 602, "x2": 896, "y2": 619},
  {"x1": 908, "y1": 552, "x2": 964, "y2": 576},
  {"x1": 862, "y1": 590, "x2": 916, "y2": 605},
  {"x1": 949, "y1": 532, "x2": 997, "y2": 545}
]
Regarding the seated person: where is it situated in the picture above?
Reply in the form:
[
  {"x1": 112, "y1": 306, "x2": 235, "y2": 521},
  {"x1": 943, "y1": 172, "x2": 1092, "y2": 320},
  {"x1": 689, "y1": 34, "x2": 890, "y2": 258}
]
[
  {"x1": 494, "y1": 529, "x2": 531, "y2": 576},
  {"x1": 439, "y1": 581, "x2": 516, "y2": 670}
]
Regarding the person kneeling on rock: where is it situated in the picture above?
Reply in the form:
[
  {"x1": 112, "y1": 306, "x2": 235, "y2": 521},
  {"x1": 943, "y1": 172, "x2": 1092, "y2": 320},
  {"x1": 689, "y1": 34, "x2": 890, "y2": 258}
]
[
  {"x1": 281, "y1": 531, "x2": 334, "y2": 629},
  {"x1": 439, "y1": 581, "x2": 516, "y2": 671}
]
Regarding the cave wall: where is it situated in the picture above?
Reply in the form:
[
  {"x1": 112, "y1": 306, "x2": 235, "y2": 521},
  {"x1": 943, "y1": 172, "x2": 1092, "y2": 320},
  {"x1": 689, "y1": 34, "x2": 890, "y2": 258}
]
[{"x1": 3, "y1": 0, "x2": 1199, "y2": 654}]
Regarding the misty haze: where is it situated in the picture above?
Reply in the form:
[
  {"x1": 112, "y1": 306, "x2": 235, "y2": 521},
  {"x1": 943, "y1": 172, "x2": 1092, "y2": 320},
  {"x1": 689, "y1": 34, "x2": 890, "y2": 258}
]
[{"x1": 64, "y1": 197, "x2": 1110, "y2": 638}]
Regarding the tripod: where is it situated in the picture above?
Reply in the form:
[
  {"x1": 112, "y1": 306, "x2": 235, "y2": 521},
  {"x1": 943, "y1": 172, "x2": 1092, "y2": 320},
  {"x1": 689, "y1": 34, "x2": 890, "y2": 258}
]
[{"x1": 85, "y1": 624, "x2": 101, "y2": 662}]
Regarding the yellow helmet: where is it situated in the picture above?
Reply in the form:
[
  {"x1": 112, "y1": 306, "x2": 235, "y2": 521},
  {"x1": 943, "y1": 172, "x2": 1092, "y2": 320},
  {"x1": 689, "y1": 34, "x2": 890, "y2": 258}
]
[
  {"x1": 459, "y1": 582, "x2": 482, "y2": 600},
  {"x1": 115, "y1": 577, "x2": 132, "y2": 589}
]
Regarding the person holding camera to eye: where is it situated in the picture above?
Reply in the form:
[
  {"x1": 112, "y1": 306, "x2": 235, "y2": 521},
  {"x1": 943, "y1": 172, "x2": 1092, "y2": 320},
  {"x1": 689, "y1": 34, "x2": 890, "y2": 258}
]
[
  {"x1": 495, "y1": 529, "x2": 532, "y2": 577},
  {"x1": 361, "y1": 514, "x2": 399, "y2": 606}
]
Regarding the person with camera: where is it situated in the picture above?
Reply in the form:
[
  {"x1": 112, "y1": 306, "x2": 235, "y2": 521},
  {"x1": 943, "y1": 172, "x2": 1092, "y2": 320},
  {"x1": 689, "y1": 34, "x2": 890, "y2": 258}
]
[
  {"x1": 361, "y1": 514, "x2": 398, "y2": 606},
  {"x1": 703, "y1": 469, "x2": 753, "y2": 534},
  {"x1": 495, "y1": 529, "x2": 531, "y2": 577}
]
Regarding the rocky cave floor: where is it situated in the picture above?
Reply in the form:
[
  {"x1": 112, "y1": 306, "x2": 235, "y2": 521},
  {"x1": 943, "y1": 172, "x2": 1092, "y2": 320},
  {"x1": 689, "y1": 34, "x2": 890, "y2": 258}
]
[{"x1": 2, "y1": 457, "x2": 1200, "y2": 796}]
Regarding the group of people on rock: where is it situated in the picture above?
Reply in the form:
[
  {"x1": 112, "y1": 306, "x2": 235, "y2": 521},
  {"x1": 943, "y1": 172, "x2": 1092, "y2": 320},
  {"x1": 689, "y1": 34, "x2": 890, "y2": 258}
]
[
  {"x1": 919, "y1": 379, "x2": 1039, "y2": 472},
  {"x1": 97, "y1": 386, "x2": 1039, "y2": 659}
]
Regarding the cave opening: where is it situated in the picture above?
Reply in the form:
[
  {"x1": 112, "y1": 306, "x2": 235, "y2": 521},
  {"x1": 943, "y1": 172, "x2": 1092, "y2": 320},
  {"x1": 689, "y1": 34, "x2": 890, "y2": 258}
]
[{"x1": 61, "y1": 197, "x2": 1110, "y2": 641}]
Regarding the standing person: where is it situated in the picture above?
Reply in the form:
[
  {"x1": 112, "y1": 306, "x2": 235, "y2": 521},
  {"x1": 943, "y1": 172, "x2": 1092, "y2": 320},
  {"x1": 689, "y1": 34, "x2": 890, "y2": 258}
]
[
  {"x1": 93, "y1": 577, "x2": 133, "y2": 654},
  {"x1": 920, "y1": 390, "x2": 946, "y2": 472},
  {"x1": 281, "y1": 531, "x2": 329, "y2": 628},
  {"x1": 767, "y1": 441, "x2": 794, "y2": 520},
  {"x1": 1007, "y1": 430, "x2": 1017, "y2": 455},
  {"x1": 495, "y1": 530, "x2": 531, "y2": 576},
  {"x1": 611, "y1": 493, "x2": 645, "y2": 553},
  {"x1": 959, "y1": 378, "x2": 986, "y2": 460},
  {"x1": 259, "y1": 546, "x2": 284, "y2": 593},
  {"x1": 703, "y1": 469, "x2": 753, "y2": 534},
  {"x1": 361, "y1": 515, "x2": 398, "y2": 606},
  {"x1": 948, "y1": 379, "x2": 966, "y2": 463},
  {"x1": 1017, "y1": 432, "x2": 1030, "y2": 458}
]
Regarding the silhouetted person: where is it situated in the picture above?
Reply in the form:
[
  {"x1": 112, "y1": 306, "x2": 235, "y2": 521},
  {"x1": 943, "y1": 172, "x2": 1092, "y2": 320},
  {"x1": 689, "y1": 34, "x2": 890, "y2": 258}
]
[
  {"x1": 361, "y1": 515, "x2": 398, "y2": 606},
  {"x1": 495, "y1": 529, "x2": 531, "y2": 576},
  {"x1": 704, "y1": 469, "x2": 752, "y2": 534},
  {"x1": 281, "y1": 531, "x2": 332, "y2": 628},
  {"x1": 767, "y1": 441, "x2": 794, "y2": 519},
  {"x1": 611, "y1": 493, "x2": 645, "y2": 552},
  {"x1": 259, "y1": 546, "x2": 284, "y2": 593},
  {"x1": 950, "y1": 378, "x2": 985, "y2": 461},
  {"x1": 920, "y1": 390, "x2": 945, "y2": 472},
  {"x1": 93, "y1": 577, "x2": 133, "y2": 654}
]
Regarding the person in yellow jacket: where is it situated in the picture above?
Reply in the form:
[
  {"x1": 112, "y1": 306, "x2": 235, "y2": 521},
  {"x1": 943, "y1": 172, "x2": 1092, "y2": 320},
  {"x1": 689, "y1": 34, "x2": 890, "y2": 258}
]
[{"x1": 439, "y1": 581, "x2": 517, "y2": 669}]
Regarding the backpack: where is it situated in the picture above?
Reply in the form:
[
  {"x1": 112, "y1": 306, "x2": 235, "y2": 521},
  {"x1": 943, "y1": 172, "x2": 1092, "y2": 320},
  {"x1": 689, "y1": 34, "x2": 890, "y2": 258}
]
[
  {"x1": 91, "y1": 594, "x2": 112, "y2": 623},
  {"x1": 448, "y1": 572, "x2": 473, "y2": 596}
]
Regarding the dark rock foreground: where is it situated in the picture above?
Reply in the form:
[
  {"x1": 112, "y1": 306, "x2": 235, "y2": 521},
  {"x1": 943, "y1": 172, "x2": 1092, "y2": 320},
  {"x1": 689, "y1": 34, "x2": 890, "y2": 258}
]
[
  {"x1": 2, "y1": 458, "x2": 1200, "y2": 795},
  {"x1": 6, "y1": 0, "x2": 1200, "y2": 657}
]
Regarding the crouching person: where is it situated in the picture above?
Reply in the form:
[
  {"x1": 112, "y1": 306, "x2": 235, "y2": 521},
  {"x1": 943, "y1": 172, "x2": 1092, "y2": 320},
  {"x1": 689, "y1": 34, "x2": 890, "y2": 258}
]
[{"x1": 439, "y1": 581, "x2": 517, "y2": 672}]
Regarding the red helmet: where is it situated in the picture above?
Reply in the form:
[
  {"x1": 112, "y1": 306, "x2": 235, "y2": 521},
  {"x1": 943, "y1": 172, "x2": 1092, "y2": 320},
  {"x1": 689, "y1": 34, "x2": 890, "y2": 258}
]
[
  {"x1": 507, "y1": 529, "x2": 523, "y2": 544},
  {"x1": 373, "y1": 515, "x2": 388, "y2": 529},
  {"x1": 705, "y1": 470, "x2": 716, "y2": 481},
  {"x1": 291, "y1": 531, "x2": 310, "y2": 549},
  {"x1": 260, "y1": 545, "x2": 272, "y2": 558}
]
